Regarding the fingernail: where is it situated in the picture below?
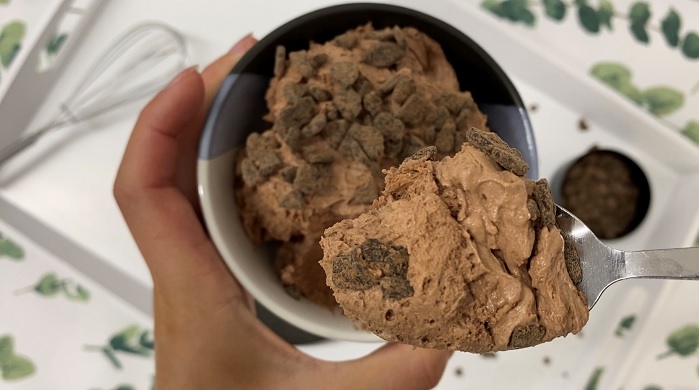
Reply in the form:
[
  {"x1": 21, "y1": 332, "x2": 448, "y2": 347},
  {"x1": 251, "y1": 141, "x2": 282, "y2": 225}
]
[
  {"x1": 229, "y1": 33, "x2": 256, "y2": 55},
  {"x1": 168, "y1": 65, "x2": 199, "y2": 88}
]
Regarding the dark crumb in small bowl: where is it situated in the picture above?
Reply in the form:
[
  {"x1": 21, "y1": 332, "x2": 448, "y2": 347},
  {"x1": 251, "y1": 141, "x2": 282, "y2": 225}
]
[{"x1": 561, "y1": 148, "x2": 651, "y2": 239}]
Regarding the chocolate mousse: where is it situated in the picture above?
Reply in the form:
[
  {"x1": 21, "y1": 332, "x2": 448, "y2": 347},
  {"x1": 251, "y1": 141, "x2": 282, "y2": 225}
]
[
  {"x1": 320, "y1": 128, "x2": 589, "y2": 352},
  {"x1": 234, "y1": 23, "x2": 488, "y2": 307}
]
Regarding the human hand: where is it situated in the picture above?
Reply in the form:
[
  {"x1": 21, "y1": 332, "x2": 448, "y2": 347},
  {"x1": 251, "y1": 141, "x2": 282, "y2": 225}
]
[{"x1": 114, "y1": 35, "x2": 452, "y2": 390}]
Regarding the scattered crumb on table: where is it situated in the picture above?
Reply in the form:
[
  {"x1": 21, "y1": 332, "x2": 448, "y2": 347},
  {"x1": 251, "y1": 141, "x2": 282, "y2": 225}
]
[{"x1": 578, "y1": 118, "x2": 589, "y2": 131}]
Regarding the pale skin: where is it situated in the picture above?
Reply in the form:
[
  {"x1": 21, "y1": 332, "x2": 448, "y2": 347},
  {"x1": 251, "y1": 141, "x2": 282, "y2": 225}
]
[{"x1": 113, "y1": 35, "x2": 452, "y2": 389}]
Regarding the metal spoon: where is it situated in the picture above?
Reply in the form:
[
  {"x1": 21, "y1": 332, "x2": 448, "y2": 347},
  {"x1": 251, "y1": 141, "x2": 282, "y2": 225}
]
[{"x1": 556, "y1": 205, "x2": 699, "y2": 310}]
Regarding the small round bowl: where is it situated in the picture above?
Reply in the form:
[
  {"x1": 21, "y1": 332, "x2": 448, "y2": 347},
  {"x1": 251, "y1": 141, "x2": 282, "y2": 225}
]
[{"x1": 198, "y1": 3, "x2": 537, "y2": 342}]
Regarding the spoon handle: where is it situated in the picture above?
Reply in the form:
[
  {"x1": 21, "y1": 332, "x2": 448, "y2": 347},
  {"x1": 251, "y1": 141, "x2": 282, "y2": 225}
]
[{"x1": 624, "y1": 247, "x2": 699, "y2": 280}]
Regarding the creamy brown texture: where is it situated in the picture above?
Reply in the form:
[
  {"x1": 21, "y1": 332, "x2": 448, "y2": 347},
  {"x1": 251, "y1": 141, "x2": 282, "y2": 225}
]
[
  {"x1": 235, "y1": 24, "x2": 488, "y2": 307},
  {"x1": 320, "y1": 139, "x2": 589, "y2": 352}
]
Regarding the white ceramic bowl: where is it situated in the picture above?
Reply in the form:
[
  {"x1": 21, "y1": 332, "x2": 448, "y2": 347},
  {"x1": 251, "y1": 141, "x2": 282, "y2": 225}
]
[{"x1": 197, "y1": 3, "x2": 537, "y2": 342}]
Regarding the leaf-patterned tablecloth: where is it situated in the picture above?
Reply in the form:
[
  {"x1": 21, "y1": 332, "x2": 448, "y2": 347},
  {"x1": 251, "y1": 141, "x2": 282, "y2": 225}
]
[
  {"x1": 478, "y1": 0, "x2": 699, "y2": 146},
  {"x1": 0, "y1": 0, "x2": 72, "y2": 94},
  {"x1": 0, "y1": 220, "x2": 154, "y2": 390}
]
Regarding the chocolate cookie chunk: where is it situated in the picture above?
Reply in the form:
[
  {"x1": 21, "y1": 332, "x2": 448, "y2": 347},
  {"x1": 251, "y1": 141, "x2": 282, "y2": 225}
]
[
  {"x1": 396, "y1": 94, "x2": 428, "y2": 126},
  {"x1": 332, "y1": 239, "x2": 414, "y2": 300},
  {"x1": 333, "y1": 90, "x2": 362, "y2": 121},
  {"x1": 301, "y1": 113, "x2": 327, "y2": 138},
  {"x1": 363, "y1": 42, "x2": 405, "y2": 68},
  {"x1": 302, "y1": 144, "x2": 335, "y2": 164},
  {"x1": 309, "y1": 86, "x2": 331, "y2": 102},
  {"x1": 333, "y1": 31, "x2": 358, "y2": 49},
  {"x1": 293, "y1": 163, "x2": 332, "y2": 195},
  {"x1": 406, "y1": 146, "x2": 437, "y2": 162},
  {"x1": 323, "y1": 119, "x2": 349, "y2": 149},
  {"x1": 391, "y1": 77, "x2": 415, "y2": 105},
  {"x1": 279, "y1": 166, "x2": 298, "y2": 183},
  {"x1": 435, "y1": 120, "x2": 456, "y2": 153},
  {"x1": 563, "y1": 240, "x2": 583, "y2": 285},
  {"x1": 434, "y1": 92, "x2": 468, "y2": 115},
  {"x1": 373, "y1": 112, "x2": 405, "y2": 157},
  {"x1": 274, "y1": 45, "x2": 286, "y2": 77},
  {"x1": 509, "y1": 324, "x2": 546, "y2": 349},
  {"x1": 278, "y1": 96, "x2": 316, "y2": 128},
  {"x1": 533, "y1": 179, "x2": 556, "y2": 228},
  {"x1": 465, "y1": 127, "x2": 529, "y2": 176},
  {"x1": 330, "y1": 62, "x2": 359, "y2": 89},
  {"x1": 280, "y1": 190, "x2": 307, "y2": 209},
  {"x1": 363, "y1": 91, "x2": 383, "y2": 117}
]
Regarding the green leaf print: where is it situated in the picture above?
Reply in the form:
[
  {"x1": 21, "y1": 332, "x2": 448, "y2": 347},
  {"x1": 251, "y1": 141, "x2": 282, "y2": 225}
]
[
  {"x1": 481, "y1": 0, "x2": 506, "y2": 18},
  {"x1": 34, "y1": 273, "x2": 61, "y2": 296},
  {"x1": 543, "y1": 0, "x2": 566, "y2": 21},
  {"x1": 584, "y1": 366, "x2": 604, "y2": 390},
  {"x1": 88, "y1": 325, "x2": 153, "y2": 369},
  {"x1": 681, "y1": 32, "x2": 699, "y2": 59},
  {"x1": 0, "y1": 21, "x2": 26, "y2": 68},
  {"x1": 682, "y1": 121, "x2": 699, "y2": 144},
  {"x1": 630, "y1": 23, "x2": 650, "y2": 43},
  {"x1": 139, "y1": 331, "x2": 154, "y2": 350},
  {"x1": 589, "y1": 62, "x2": 644, "y2": 104},
  {"x1": 16, "y1": 273, "x2": 91, "y2": 301},
  {"x1": 503, "y1": 0, "x2": 535, "y2": 26},
  {"x1": 114, "y1": 385, "x2": 136, "y2": 390},
  {"x1": 0, "y1": 336, "x2": 36, "y2": 382},
  {"x1": 659, "y1": 324, "x2": 699, "y2": 358},
  {"x1": 110, "y1": 325, "x2": 151, "y2": 356},
  {"x1": 590, "y1": 62, "x2": 632, "y2": 87},
  {"x1": 578, "y1": 5, "x2": 600, "y2": 33},
  {"x1": 61, "y1": 279, "x2": 90, "y2": 301},
  {"x1": 615, "y1": 314, "x2": 637, "y2": 337},
  {"x1": 590, "y1": 62, "x2": 683, "y2": 114},
  {"x1": 483, "y1": 0, "x2": 699, "y2": 62},
  {"x1": 0, "y1": 336, "x2": 13, "y2": 363},
  {"x1": 642, "y1": 386, "x2": 662, "y2": 390},
  {"x1": 661, "y1": 9, "x2": 681, "y2": 47},
  {"x1": 642, "y1": 87, "x2": 684, "y2": 116},
  {"x1": 629, "y1": 2, "x2": 651, "y2": 26},
  {"x1": 1, "y1": 355, "x2": 35, "y2": 381},
  {"x1": 617, "y1": 83, "x2": 644, "y2": 105},
  {"x1": 46, "y1": 33, "x2": 68, "y2": 56},
  {"x1": 629, "y1": 2, "x2": 651, "y2": 43},
  {"x1": 101, "y1": 347, "x2": 122, "y2": 370},
  {"x1": 0, "y1": 235, "x2": 24, "y2": 260},
  {"x1": 0, "y1": 0, "x2": 10, "y2": 4},
  {"x1": 597, "y1": 0, "x2": 614, "y2": 30},
  {"x1": 482, "y1": 0, "x2": 535, "y2": 26}
]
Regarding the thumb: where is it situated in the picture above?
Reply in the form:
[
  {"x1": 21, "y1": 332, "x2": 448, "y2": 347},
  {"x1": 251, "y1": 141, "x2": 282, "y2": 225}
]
[
  {"x1": 336, "y1": 343, "x2": 452, "y2": 390},
  {"x1": 201, "y1": 34, "x2": 257, "y2": 107}
]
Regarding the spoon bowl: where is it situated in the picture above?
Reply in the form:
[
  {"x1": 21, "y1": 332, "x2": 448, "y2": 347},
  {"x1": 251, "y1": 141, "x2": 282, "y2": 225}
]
[{"x1": 556, "y1": 205, "x2": 699, "y2": 309}]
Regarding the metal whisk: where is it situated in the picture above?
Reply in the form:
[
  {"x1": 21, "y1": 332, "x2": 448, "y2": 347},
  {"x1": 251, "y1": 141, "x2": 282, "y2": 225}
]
[{"x1": 0, "y1": 21, "x2": 188, "y2": 164}]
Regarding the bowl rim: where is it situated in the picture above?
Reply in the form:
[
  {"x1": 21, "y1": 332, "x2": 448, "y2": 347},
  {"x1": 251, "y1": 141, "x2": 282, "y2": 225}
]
[{"x1": 198, "y1": 2, "x2": 537, "y2": 342}]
